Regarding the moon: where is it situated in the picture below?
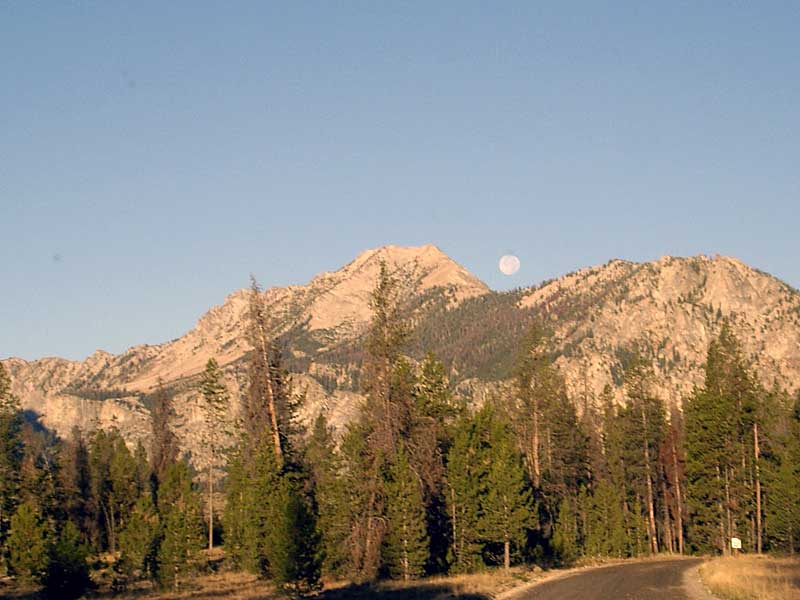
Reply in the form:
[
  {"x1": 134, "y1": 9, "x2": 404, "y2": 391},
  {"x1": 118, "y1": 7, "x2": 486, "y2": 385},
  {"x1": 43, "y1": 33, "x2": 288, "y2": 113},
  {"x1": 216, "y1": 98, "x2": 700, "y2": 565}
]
[{"x1": 499, "y1": 254, "x2": 521, "y2": 276}]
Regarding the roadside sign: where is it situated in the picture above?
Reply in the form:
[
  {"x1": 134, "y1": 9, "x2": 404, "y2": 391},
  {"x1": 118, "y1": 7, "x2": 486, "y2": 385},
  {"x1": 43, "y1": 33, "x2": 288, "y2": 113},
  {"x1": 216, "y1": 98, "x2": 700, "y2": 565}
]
[{"x1": 731, "y1": 537, "x2": 742, "y2": 549}]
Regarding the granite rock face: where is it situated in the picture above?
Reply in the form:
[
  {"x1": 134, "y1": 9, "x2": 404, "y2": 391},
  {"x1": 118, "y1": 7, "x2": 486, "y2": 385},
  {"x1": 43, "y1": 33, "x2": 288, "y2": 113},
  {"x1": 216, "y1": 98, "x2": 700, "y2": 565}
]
[{"x1": 4, "y1": 247, "x2": 799, "y2": 462}]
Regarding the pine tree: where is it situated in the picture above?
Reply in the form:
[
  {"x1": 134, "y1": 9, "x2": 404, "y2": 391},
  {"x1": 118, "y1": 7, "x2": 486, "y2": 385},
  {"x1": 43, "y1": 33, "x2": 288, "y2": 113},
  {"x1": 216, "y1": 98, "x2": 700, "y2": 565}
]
[
  {"x1": 8, "y1": 501, "x2": 48, "y2": 584},
  {"x1": 155, "y1": 462, "x2": 204, "y2": 590},
  {"x1": 762, "y1": 391, "x2": 800, "y2": 553},
  {"x1": 89, "y1": 428, "x2": 138, "y2": 553},
  {"x1": 42, "y1": 521, "x2": 92, "y2": 599},
  {"x1": 658, "y1": 407, "x2": 686, "y2": 555},
  {"x1": 552, "y1": 498, "x2": 580, "y2": 565},
  {"x1": 598, "y1": 385, "x2": 640, "y2": 557},
  {"x1": 620, "y1": 358, "x2": 666, "y2": 555},
  {"x1": 415, "y1": 352, "x2": 461, "y2": 433},
  {"x1": 199, "y1": 357, "x2": 230, "y2": 551},
  {"x1": 512, "y1": 325, "x2": 551, "y2": 489},
  {"x1": 684, "y1": 385, "x2": 726, "y2": 554},
  {"x1": 245, "y1": 276, "x2": 285, "y2": 464},
  {"x1": 384, "y1": 448, "x2": 429, "y2": 580},
  {"x1": 445, "y1": 412, "x2": 485, "y2": 573},
  {"x1": 249, "y1": 440, "x2": 284, "y2": 575},
  {"x1": 223, "y1": 277, "x2": 319, "y2": 585},
  {"x1": 338, "y1": 420, "x2": 385, "y2": 581},
  {"x1": 18, "y1": 424, "x2": 63, "y2": 536},
  {"x1": 222, "y1": 446, "x2": 261, "y2": 573},
  {"x1": 224, "y1": 312, "x2": 301, "y2": 576},
  {"x1": 150, "y1": 381, "x2": 179, "y2": 489},
  {"x1": 0, "y1": 363, "x2": 23, "y2": 574},
  {"x1": 262, "y1": 476, "x2": 322, "y2": 595},
  {"x1": 581, "y1": 480, "x2": 627, "y2": 558},
  {"x1": 478, "y1": 407, "x2": 533, "y2": 571},
  {"x1": 685, "y1": 325, "x2": 758, "y2": 554},
  {"x1": 59, "y1": 428, "x2": 92, "y2": 544},
  {"x1": 305, "y1": 415, "x2": 350, "y2": 578},
  {"x1": 118, "y1": 493, "x2": 159, "y2": 581},
  {"x1": 341, "y1": 261, "x2": 412, "y2": 581},
  {"x1": 0, "y1": 363, "x2": 16, "y2": 414},
  {"x1": 411, "y1": 352, "x2": 458, "y2": 573},
  {"x1": 509, "y1": 326, "x2": 589, "y2": 553}
]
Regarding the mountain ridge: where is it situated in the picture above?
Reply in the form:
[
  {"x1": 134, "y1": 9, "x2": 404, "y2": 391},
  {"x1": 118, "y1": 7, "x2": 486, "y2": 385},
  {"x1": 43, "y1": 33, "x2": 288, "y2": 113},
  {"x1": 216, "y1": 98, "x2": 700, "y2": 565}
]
[{"x1": 4, "y1": 245, "x2": 800, "y2": 460}]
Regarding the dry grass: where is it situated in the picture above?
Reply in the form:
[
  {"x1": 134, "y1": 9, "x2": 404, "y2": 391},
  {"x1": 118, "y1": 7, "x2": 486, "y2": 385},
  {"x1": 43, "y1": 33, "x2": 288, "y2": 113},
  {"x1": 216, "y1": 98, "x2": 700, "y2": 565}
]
[
  {"x1": 319, "y1": 568, "x2": 533, "y2": 599},
  {"x1": 0, "y1": 571, "x2": 280, "y2": 600},
  {"x1": 352, "y1": 568, "x2": 533, "y2": 600},
  {"x1": 113, "y1": 568, "x2": 529, "y2": 600},
  {"x1": 0, "y1": 567, "x2": 534, "y2": 600},
  {"x1": 108, "y1": 571, "x2": 279, "y2": 600},
  {"x1": 699, "y1": 554, "x2": 800, "y2": 600}
]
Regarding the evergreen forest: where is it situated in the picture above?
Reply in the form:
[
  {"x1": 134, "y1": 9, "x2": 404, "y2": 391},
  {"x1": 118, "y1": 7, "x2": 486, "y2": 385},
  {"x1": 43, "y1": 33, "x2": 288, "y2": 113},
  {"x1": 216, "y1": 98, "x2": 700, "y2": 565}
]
[{"x1": 1, "y1": 264, "x2": 799, "y2": 597}]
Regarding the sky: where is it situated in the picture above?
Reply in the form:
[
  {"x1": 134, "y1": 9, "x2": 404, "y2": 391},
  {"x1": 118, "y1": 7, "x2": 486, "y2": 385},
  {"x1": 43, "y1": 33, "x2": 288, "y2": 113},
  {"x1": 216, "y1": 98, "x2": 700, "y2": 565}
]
[{"x1": 2, "y1": 2, "x2": 799, "y2": 361}]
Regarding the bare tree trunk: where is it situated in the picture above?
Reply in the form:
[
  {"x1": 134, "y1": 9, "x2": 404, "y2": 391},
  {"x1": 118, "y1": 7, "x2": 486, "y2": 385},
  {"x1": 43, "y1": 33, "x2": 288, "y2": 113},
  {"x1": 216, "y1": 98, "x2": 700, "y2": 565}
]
[
  {"x1": 716, "y1": 464, "x2": 728, "y2": 555},
  {"x1": 102, "y1": 502, "x2": 116, "y2": 554},
  {"x1": 671, "y1": 439, "x2": 685, "y2": 554},
  {"x1": 504, "y1": 535, "x2": 510, "y2": 571},
  {"x1": 724, "y1": 467, "x2": 733, "y2": 555},
  {"x1": 635, "y1": 496, "x2": 643, "y2": 556},
  {"x1": 450, "y1": 485, "x2": 458, "y2": 568},
  {"x1": 546, "y1": 428, "x2": 553, "y2": 472},
  {"x1": 402, "y1": 521, "x2": 409, "y2": 581},
  {"x1": 661, "y1": 478, "x2": 674, "y2": 553},
  {"x1": 208, "y1": 462, "x2": 214, "y2": 551},
  {"x1": 251, "y1": 279, "x2": 283, "y2": 466},
  {"x1": 361, "y1": 459, "x2": 383, "y2": 581},
  {"x1": 641, "y1": 406, "x2": 659, "y2": 554},
  {"x1": 257, "y1": 322, "x2": 283, "y2": 466},
  {"x1": 754, "y1": 421, "x2": 762, "y2": 553}
]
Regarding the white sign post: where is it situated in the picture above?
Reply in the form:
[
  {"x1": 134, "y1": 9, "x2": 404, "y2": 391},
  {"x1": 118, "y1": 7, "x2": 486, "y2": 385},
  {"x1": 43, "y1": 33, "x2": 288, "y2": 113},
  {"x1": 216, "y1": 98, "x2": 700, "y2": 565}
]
[{"x1": 731, "y1": 537, "x2": 742, "y2": 555}]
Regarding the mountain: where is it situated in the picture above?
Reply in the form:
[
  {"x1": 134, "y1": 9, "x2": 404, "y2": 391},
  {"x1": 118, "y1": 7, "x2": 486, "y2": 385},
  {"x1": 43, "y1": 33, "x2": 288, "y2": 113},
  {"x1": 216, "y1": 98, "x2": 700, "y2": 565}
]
[
  {"x1": 4, "y1": 246, "x2": 800, "y2": 459},
  {"x1": 3, "y1": 245, "x2": 489, "y2": 450}
]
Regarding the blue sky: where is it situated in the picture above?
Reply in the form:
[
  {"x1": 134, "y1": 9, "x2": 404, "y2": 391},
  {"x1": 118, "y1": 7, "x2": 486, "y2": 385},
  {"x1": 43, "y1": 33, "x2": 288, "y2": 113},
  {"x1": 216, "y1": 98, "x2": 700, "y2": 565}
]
[{"x1": 2, "y1": 2, "x2": 798, "y2": 361}]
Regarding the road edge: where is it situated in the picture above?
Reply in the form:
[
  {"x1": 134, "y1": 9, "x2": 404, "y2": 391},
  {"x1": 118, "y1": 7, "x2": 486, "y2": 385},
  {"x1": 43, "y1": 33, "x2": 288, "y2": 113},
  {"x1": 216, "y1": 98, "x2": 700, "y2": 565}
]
[
  {"x1": 498, "y1": 556, "x2": 712, "y2": 600},
  {"x1": 497, "y1": 559, "x2": 646, "y2": 600},
  {"x1": 682, "y1": 562, "x2": 720, "y2": 600}
]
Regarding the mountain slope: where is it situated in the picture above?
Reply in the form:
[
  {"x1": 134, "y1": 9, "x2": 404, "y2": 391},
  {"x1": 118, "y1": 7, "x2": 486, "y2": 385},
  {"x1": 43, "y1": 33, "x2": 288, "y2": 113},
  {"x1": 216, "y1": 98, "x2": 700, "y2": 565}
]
[
  {"x1": 519, "y1": 254, "x2": 800, "y2": 406},
  {"x1": 4, "y1": 244, "x2": 489, "y2": 448},
  {"x1": 4, "y1": 248, "x2": 799, "y2": 458}
]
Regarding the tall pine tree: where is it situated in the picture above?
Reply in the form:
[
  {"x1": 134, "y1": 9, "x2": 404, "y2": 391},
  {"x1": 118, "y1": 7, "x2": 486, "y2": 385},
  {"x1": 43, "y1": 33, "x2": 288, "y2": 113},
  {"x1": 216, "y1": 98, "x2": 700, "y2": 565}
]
[
  {"x1": 155, "y1": 462, "x2": 204, "y2": 590},
  {"x1": 7, "y1": 501, "x2": 48, "y2": 584},
  {"x1": 685, "y1": 325, "x2": 758, "y2": 554},
  {"x1": 384, "y1": 447, "x2": 429, "y2": 580},
  {"x1": 0, "y1": 363, "x2": 23, "y2": 575},
  {"x1": 445, "y1": 411, "x2": 486, "y2": 573},
  {"x1": 198, "y1": 357, "x2": 230, "y2": 551},
  {"x1": 478, "y1": 407, "x2": 533, "y2": 571}
]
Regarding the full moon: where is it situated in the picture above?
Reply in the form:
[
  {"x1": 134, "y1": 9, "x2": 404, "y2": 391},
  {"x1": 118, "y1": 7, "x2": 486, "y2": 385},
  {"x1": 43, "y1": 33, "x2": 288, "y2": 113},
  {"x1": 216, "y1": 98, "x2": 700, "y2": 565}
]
[{"x1": 499, "y1": 254, "x2": 521, "y2": 275}]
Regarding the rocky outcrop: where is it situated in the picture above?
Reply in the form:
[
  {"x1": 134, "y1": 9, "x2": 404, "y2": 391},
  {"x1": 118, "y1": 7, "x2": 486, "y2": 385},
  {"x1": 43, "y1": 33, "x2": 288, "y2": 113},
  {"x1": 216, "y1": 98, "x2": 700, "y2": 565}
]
[
  {"x1": 520, "y1": 254, "x2": 800, "y2": 407},
  {"x1": 4, "y1": 247, "x2": 799, "y2": 461},
  {"x1": 3, "y1": 245, "x2": 488, "y2": 453}
]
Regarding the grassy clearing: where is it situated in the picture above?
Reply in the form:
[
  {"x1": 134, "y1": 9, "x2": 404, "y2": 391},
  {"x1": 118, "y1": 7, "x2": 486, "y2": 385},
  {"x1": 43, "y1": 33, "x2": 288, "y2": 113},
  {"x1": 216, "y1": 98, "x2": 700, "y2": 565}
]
[
  {"x1": 0, "y1": 571, "x2": 276, "y2": 600},
  {"x1": 699, "y1": 554, "x2": 800, "y2": 600},
  {"x1": 321, "y1": 568, "x2": 533, "y2": 600},
  {"x1": 0, "y1": 566, "x2": 534, "y2": 600},
  {"x1": 111, "y1": 568, "x2": 530, "y2": 600}
]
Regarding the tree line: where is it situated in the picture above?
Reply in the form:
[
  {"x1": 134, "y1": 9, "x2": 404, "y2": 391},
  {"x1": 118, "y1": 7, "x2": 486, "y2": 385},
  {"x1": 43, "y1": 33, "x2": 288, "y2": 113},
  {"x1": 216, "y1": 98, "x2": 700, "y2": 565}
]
[{"x1": 1, "y1": 265, "x2": 799, "y2": 597}]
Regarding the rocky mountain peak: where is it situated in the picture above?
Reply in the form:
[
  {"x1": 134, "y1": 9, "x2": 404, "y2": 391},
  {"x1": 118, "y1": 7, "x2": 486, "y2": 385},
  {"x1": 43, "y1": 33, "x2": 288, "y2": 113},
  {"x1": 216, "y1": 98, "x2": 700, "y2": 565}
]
[
  {"x1": 517, "y1": 253, "x2": 800, "y2": 407},
  {"x1": 4, "y1": 247, "x2": 798, "y2": 464},
  {"x1": 302, "y1": 244, "x2": 488, "y2": 332}
]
